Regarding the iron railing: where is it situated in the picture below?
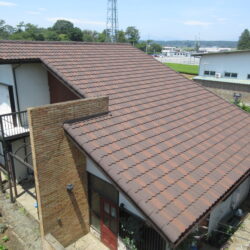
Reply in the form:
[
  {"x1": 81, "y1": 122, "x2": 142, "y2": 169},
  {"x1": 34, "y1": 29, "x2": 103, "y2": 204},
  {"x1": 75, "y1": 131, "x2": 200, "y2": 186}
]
[
  {"x1": 0, "y1": 111, "x2": 29, "y2": 140},
  {"x1": 119, "y1": 208, "x2": 166, "y2": 250}
]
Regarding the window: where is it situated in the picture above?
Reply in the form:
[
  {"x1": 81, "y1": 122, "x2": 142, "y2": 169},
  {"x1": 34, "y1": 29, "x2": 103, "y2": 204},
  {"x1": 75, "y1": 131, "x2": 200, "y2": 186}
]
[
  {"x1": 204, "y1": 71, "x2": 216, "y2": 76},
  {"x1": 88, "y1": 173, "x2": 118, "y2": 232},
  {"x1": 247, "y1": 74, "x2": 250, "y2": 79},
  {"x1": 224, "y1": 72, "x2": 238, "y2": 78}
]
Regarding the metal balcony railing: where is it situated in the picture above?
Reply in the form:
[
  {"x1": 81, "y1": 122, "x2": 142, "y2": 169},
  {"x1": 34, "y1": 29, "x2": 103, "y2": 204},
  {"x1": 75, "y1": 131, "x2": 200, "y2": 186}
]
[{"x1": 0, "y1": 111, "x2": 29, "y2": 140}]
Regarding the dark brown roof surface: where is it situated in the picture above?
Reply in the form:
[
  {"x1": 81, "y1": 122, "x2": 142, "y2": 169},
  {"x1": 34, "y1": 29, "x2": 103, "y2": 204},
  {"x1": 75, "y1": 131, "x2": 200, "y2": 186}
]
[{"x1": 1, "y1": 41, "x2": 250, "y2": 245}]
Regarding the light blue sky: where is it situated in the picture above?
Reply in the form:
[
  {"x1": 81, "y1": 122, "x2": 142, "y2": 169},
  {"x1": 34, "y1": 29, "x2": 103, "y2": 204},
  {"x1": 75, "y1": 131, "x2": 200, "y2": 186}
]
[{"x1": 0, "y1": 0, "x2": 249, "y2": 41}]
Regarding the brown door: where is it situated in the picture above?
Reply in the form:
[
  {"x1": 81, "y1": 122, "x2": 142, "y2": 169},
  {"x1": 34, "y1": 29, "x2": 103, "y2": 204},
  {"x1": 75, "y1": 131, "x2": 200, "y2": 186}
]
[{"x1": 100, "y1": 198, "x2": 118, "y2": 250}]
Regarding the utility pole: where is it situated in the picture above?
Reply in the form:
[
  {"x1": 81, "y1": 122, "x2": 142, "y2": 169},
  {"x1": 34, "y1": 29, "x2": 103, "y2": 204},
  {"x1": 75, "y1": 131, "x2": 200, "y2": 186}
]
[{"x1": 106, "y1": 0, "x2": 118, "y2": 43}]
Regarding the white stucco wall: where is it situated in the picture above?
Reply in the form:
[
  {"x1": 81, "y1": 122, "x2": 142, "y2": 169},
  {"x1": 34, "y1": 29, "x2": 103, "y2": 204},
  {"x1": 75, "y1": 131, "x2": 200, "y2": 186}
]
[
  {"x1": 0, "y1": 84, "x2": 12, "y2": 115},
  {"x1": 0, "y1": 64, "x2": 14, "y2": 86},
  {"x1": 11, "y1": 138, "x2": 29, "y2": 182},
  {"x1": 199, "y1": 52, "x2": 250, "y2": 80},
  {"x1": 119, "y1": 193, "x2": 145, "y2": 220},
  {"x1": 208, "y1": 177, "x2": 250, "y2": 233},
  {"x1": 86, "y1": 157, "x2": 111, "y2": 184},
  {"x1": 0, "y1": 65, "x2": 15, "y2": 115},
  {"x1": 0, "y1": 63, "x2": 50, "y2": 115},
  {"x1": 15, "y1": 64, "x2": 50, "y2": 111}
]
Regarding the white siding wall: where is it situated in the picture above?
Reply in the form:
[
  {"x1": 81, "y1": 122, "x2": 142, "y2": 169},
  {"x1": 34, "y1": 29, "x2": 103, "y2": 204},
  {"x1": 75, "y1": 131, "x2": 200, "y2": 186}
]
[
  {"x1": 199, "y1": 52, "x2": 250, "y2": 80},
  {"x1": 15, "y1": 64, "x2": 50, "y2": 111},
  {"x1": 208, "y1": 177, "x2": 250, "y2": 233}
]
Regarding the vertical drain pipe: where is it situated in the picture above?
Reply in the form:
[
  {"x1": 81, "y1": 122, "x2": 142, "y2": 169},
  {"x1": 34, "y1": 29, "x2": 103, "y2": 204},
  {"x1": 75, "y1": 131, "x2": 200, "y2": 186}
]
[{"x1": 12, "y1": 64, "x2": 21, "y2": 113}]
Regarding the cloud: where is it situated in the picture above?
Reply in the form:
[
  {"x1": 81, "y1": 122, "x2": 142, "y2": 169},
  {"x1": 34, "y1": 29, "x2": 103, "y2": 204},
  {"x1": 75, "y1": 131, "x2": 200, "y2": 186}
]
[
  {"x1": 38, "y1": 7, "x2": 46, "y2": 11},
  {"x1": 217, "y1": 17, "x2": 227, "y2": 23},
  {"x1": 47, "y1": 17, "x2": 105, "y2": 26},
  {"x1": 27, "y1": 11, "x2": 40, "y2": 15},
  {"x1": 184, "y1": 20, "x2": 212, "y2": 26},
  {"x1": 0, "y1": 1, "x2": 16, "y2": 6}
]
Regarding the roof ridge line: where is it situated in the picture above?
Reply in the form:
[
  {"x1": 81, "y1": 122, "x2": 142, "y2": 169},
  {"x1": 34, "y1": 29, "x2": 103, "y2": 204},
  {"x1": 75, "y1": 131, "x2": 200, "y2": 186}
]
[{"x1": 0, "y1": 40, "x2": 132, "y2": 46}]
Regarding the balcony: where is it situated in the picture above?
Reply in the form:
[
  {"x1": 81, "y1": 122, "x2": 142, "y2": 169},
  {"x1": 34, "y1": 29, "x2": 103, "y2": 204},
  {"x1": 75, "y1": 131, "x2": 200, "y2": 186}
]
[{"x1": 0, "y1": 111, "x2": 29, "y2": 140}]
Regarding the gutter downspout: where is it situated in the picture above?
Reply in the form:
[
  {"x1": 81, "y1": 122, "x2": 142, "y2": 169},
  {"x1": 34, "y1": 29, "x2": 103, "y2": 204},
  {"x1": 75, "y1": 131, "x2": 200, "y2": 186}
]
[{"x1": 12, "y1": 64, "x2": 21, "y2": 113}]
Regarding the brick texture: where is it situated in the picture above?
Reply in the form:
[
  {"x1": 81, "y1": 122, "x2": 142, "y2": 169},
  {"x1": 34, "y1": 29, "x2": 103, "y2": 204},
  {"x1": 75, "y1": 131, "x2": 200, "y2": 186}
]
[{"x1": 28, "y1": 97, "x2": 109, "y2": 248}]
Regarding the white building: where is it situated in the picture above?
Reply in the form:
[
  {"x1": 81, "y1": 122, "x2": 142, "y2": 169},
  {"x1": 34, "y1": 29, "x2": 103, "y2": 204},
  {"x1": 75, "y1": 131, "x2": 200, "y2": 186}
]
[
  {"x1": 196, "y1": 50, "x2": 250, "y2": 80},
  {"x1": 194, "y1": 50, "x2": 250, "y2": 103}
]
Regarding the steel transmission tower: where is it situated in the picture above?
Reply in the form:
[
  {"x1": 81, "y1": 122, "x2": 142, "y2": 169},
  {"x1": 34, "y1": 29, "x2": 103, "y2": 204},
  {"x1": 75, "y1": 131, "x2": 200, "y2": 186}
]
[{"x1": 106, "y1": 0, "x2": 118, "y2": 43}]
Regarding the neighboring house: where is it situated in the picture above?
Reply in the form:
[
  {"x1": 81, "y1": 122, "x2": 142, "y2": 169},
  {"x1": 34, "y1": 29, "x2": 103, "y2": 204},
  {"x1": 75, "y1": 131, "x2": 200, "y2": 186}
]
[
  {"x1": 0, "y1": 41, "x2": 249, "y2": 250},
  {"x1": 193, "y1": 50, "x2": 250, "y2": 104}
]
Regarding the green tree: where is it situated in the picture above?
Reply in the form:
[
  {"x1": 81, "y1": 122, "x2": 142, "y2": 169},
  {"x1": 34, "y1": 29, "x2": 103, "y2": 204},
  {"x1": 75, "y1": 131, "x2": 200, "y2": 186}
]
[
  {"x1": 52, "y1": 20, "x2": 74, "y2": 34},
  {"x1": 9, "y1": 23, "x2": 44, "y2": 41},
  {"x1": 0, "y1": 20, "x2": 15, "y2": 39},
  {"x1": 117, "y1": 30, "x2": 127, "y2": 43},
  {"x1": 148, "y1": 43, "x2": 162, "y2": 54},
  {"x1": 69, "y1": 27, "x2": 83, "y2": 41},
  {"x1": 43, "y1": 28, "x2": 60, "y2": 41},
  {"x1": 135, "y1": 42, "x2": 147, "y2": 52},
  {"x1": 125, "y1": 26, "x2": 140, "y2": 45},
  {"x1": 82, "y1": 30, "x2": 99, "y2": 42},
  {"x1": 25, "y1": 23, "x2": 45, "y2": 40},
  {"x1": 98, "y1": 29, "x2": 109, "y2": 42},
  {"x1": 237, "y1": 29, "x2": 250, "y2": 50}
]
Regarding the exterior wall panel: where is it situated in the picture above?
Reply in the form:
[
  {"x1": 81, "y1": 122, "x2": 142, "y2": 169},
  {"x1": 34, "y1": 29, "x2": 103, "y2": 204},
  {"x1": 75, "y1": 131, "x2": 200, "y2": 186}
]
[
  {"x1": 15, "y1": 63, "x2": 50, "y2": 111},
  {"x1": 28, "y1": 97, "x2": 109, "y2": 247},
  {"x1": 208, "y1": 177, "x2": 250, "y2": 233}
]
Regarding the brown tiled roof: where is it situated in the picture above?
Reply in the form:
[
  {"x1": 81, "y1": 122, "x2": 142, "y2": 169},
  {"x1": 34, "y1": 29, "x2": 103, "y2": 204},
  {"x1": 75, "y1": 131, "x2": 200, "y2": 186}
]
[{"x1": 1, "y1": 41, "x2": 250, "y2": 245}]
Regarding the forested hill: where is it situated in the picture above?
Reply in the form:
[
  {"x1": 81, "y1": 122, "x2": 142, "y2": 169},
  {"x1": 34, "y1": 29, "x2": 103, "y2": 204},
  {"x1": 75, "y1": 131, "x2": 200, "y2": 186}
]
[{"x1": 156, "y1": 40, "x2": 237, "y2": 48}]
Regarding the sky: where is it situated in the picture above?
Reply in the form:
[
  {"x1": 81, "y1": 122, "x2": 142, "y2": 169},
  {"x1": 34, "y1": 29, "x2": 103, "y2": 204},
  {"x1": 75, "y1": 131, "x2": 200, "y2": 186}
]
[{"x1": 0, "y1": 0, "x2": 249, "y2": 41}]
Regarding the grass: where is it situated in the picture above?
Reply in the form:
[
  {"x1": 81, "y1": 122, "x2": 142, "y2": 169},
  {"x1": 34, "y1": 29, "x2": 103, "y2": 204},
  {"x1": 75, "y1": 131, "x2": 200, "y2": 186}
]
[
  {"x1": 164, "y1": 63, "x2": 199, "y2": 75},
  {"x1": 0, "y1": 245, "x2": 7, "y2": 250},
  {"x1": 237, "y1": 103, "x2": 250, "y2": 113}
]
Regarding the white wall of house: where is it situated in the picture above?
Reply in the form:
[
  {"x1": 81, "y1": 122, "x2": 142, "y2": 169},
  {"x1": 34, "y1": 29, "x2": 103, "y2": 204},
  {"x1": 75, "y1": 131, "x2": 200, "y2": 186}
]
[
  {"x1": 208, "y1": 176, "x2": 250, "y2": 233},
  {"x1": 0, "y1": 63, "x2": 50, "y2": 114},
  {"x1": 199, "y1": 52, "x2": 250, "y2": 80},
  {"x1": 15, "y1": 63, "x2": 50, "y2": 111},
  {"x1": 11, "y1": 137, "x2": 30, "y2": 182},
  {"x1": 86, "y1": 157, "x2": 111, "y2": 184},
  {"x1": 119, "y1": 193, "x2": 145, "y2": 220},
  {"x1": 0, "y1": 64, "x2": 14, "y2": 86},
  {"x1": 0, "y1": 83, "x2": 11, "y2": 115},
  {"x1": 0, "y1": 65, "x2": 15, "y2": 115}
]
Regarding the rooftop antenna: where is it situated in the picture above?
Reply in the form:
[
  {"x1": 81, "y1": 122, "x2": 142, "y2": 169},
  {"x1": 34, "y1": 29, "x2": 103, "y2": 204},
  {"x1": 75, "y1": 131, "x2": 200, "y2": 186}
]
[{"x1": 106, "y1": 0, "x2": 118, "y2": 43}]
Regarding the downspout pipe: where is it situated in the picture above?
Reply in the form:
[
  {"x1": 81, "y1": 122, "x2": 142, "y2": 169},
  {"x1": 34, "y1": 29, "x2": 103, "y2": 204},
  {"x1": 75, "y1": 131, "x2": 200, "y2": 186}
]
[{"x1": 12, "y1": 64, "x2": 21, "y2": 113}]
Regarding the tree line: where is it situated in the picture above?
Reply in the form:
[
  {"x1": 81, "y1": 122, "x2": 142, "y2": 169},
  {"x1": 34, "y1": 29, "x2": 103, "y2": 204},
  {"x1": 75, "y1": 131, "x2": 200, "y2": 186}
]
[
  {"x1": 0, "y1": 19, "x2": 162, "y2": 53},
  {"x1": 237, "y1": 29, "x2": 250, "y2": 50}
]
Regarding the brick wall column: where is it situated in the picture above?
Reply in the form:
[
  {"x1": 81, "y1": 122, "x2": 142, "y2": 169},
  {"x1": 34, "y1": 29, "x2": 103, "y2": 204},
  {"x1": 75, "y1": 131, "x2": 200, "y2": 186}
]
[{"x1": 28, "y1": 97, "x2": 109, "y2": 248}]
